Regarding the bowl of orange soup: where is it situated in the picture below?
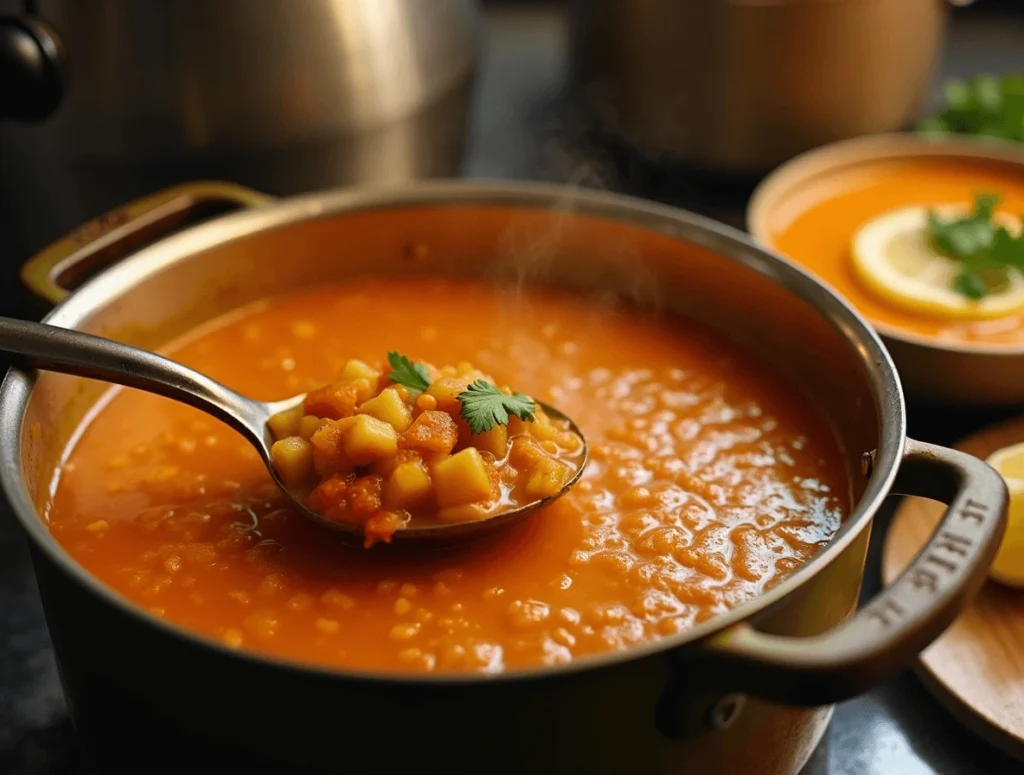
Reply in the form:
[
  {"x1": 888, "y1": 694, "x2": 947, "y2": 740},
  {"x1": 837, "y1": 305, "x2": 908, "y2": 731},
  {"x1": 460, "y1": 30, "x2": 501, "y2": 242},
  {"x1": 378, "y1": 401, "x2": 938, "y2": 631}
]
[
  {"x1": 749, "y1": 133, "x2": 1024, "y2": 404},
  {"x1": 0, "y1": 180, "x2": 1007, "y2": 774}
]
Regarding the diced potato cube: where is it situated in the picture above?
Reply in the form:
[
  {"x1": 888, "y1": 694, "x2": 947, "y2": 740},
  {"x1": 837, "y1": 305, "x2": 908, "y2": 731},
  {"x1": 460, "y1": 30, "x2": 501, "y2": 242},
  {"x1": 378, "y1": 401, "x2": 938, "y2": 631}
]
[
  {"x1": 531, "y1": 421, "x2": 558, "y2": 442},
  {"x1": 437, "y1": 503, "x2": 491, "y2": 523},
  {"x1": 523, "y1": 457, "x2": 570, "y2": 500},
  {"x1": 509, "y1": 436, "x2": 546, "y2": 469},
  {"x1": 425, "y1": 377, "x2": 470, "y2": 413},
  {"x1": 359, "y1": 387, "x2": 412, "y2": 432},
  {"x1": 383, "y1": 460, "x2": 433, "y2": 510},
  {"x1": 339, "y1": 359, "x2": 380, "y2": 387},
  {"x1": 298, "y1": 414, "x2": 330, "y2": 440},
  {"x1": 400, "y1": 410, "x2": 458, "y2": 455},
  {"x1": 371, "y1": 449, "x2": 423, "y2": 478},
  {"x1": 267, "y1": 405, "x2": 304, "y2": 440},
  {"x1": 472, "y1": 424, "x2": 508, "y2": 458},
  {"x1": 310, "y1": 419, "x2": 357, "y2": 477},
  {"x1": 507, "y1": 415, "x2": 536, "y2": 437},
  {"x1": 342, "y1": 415, "x2": 398, "y2": 465},
  {"x1": 351, "y1": 378, "x2": 375, "y2": 404},
  {"x1": 271, "y1": 437, "x2": 315, "y2": 488},
  {"x1": 557, "y1": 430, "x2": 583, "y2": 453},
  {"x1": 433, "y1": 448, "x2": 494, "y2": 508},
  {"x1": 304, "y1": 382, "x2": 360, "y2": 420}
]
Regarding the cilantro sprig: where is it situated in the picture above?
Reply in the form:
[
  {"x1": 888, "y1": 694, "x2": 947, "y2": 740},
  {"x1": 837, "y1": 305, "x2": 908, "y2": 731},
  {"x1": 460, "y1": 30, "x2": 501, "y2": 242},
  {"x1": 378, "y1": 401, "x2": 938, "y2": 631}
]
[
  {"x1": 918, "y1": 74, "x2": 1024, "y2": 144},
  {"x1": 926, "y1": 192, "x2": 1024, "y2": 300},
  {"x1": 385, "y1": 352, "x2": 537, "y2": 434},
  {"x1": 387, "y1": 351, "x2": 431, "y2": 392},
  {"x1": 458, "y1": 380, "x2": 536, "y2": 435}
]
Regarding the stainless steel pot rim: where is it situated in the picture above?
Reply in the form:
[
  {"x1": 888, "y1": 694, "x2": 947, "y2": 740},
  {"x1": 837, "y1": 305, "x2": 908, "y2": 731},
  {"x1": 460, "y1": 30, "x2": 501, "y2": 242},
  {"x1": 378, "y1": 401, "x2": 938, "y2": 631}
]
[
  {"x1": 747, "y1": 131, "x2": 1024, "y2": 357},
  {"x1": 0, "y1": 178, "x2": 907, "y2": 685}
]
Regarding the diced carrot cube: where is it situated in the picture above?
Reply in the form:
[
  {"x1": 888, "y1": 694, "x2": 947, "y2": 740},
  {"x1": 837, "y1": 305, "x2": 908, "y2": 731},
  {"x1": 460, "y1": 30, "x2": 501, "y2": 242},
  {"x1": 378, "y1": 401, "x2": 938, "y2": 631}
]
[
  {"x1": 347, "y1": 475, "x2": 384, "y2": 514},
  {"x1": 304, "y1": 382, "x2": 361, "y2": 420},
  {"x1": 509, "y1": 436, "x2": 546, "y2": 469},
  {"x1": 399, "y1": 410, "x2": 458, "y2": 455},
  {"x1": 310, "y1": 419, "x2": 357, "y2": 477},
  {"x1": 363, "y1": 511, "x2": 404, "y2": 548},
  {"x1": 307, "y1": 473, "x2": 354, "y2": 521}
]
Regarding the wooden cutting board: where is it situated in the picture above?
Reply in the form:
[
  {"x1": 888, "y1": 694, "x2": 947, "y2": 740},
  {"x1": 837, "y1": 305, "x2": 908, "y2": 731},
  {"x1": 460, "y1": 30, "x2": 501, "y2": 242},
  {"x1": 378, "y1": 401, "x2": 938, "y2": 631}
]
[{"x1": 883, "y1": 418, "x2": 1024, "y2": 762}]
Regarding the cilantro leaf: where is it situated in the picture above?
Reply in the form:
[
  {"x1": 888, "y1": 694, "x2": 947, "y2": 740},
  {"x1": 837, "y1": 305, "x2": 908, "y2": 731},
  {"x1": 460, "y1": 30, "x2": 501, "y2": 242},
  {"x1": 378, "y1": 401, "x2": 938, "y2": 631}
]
[
  {"x1": 925, "y1": 192, "x2": 1024, "y2": 299},
  {"x1": 457, "y1": 380, "x2": 536, "y2": 435},
  {"x1": 918, "y1": 73, "x2": 1024, "y2": 144},
  {"x1": 953, "y1": 271, "x2": 988, "y2": 300},
  {"x1": 387, "y1": 351, "x2": 431, "y2": 392}
]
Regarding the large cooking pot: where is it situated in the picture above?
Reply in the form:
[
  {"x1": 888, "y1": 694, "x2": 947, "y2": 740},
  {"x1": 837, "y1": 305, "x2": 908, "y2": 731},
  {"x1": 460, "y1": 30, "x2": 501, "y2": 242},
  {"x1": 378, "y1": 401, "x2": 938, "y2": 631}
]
[
  {"x1": 0, "y1": 181, "x2": 1008, "y2": 774},
  {"x1": 568, "y1": 0, "x2": 958, "y2": 174},
  {"x1": 0, "y1": 0, "x2": 479, "y2": 262}
]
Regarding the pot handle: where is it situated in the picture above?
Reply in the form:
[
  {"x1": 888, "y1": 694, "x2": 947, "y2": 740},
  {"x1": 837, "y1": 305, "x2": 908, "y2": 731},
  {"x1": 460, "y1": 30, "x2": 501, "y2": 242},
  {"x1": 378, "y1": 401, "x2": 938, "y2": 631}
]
[
  {"x1": 21, "y1": 181, "x2": 273, "y2": 304},
  {"x1": 703, "y1": 438, "x2": 1007, "y2": 706}
]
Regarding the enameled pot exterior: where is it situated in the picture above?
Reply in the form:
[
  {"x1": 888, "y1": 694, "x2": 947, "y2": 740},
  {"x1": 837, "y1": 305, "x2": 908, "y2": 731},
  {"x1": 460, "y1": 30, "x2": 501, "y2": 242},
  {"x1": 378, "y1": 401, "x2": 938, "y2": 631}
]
[{"x1": 0, "y1": 181, "x2": 1007, "y2": 774}]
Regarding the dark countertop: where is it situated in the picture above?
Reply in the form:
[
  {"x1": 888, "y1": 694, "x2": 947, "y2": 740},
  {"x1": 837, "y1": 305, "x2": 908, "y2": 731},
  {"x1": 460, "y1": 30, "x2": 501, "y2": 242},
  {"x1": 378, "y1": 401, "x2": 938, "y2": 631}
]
[{"x1": 2, "y1": 3, "x2": 1024, "y2": 774}]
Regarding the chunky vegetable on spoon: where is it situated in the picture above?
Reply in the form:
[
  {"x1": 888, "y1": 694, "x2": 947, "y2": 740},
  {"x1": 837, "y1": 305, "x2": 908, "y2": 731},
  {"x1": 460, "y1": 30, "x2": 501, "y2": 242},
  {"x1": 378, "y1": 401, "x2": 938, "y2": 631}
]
[{"x1": 269, "y1": 352, "x2": 587, "y2": 546}]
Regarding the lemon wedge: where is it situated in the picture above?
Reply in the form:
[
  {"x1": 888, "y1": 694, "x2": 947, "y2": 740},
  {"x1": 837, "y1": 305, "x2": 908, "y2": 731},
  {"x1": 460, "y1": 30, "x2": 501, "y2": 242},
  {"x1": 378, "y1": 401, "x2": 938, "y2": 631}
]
[
  {"x1": 985, "y1": 442, "x2": 1024, "y2": 588},
  {"x1": 850, "y1": 205, "x2": 1024, "y2": 319}
]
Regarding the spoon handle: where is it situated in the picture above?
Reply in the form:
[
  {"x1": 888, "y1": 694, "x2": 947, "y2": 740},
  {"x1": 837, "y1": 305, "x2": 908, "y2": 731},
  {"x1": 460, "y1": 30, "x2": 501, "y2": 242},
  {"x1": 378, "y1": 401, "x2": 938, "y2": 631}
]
[{"x1": 0, "y1": 317, "x2": 266, "y2": 442}]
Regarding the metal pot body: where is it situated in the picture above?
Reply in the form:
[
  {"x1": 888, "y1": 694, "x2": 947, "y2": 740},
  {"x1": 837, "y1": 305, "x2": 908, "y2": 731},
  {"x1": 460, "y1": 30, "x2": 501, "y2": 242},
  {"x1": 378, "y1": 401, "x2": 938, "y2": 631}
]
[
  {"x1": 33, "y1": 542, "x2": 846, "y2": 774},
  {"x1": 569, "y1": 0, "x2": 948, "y2": 173},
  {"x1": 0, "y1": 0, "x2": 479, "y2": 259},
  {"x1": 0, "y1": 182, "x2": 1008, "y2": 774}
]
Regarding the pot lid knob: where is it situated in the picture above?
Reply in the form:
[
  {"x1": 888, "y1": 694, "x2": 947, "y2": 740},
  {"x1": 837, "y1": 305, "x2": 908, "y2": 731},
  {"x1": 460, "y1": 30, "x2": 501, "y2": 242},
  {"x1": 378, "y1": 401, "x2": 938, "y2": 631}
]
[{"x1": 0, "y1": 15, "x2": 65, "y2": 122}]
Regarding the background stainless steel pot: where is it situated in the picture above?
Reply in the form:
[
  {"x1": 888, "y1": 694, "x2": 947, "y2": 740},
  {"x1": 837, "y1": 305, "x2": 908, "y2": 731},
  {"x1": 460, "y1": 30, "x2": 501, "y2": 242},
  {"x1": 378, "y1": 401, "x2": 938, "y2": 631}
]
[
  {"x1": 0, "y1": 0, "x2": 480, "y2": 261},
  {"x1": 568, "y1": 0, "x2": 957, "y2": 174},
  {"x1": 0, "y1": 181, "x2": 1008, "y2": 774}
]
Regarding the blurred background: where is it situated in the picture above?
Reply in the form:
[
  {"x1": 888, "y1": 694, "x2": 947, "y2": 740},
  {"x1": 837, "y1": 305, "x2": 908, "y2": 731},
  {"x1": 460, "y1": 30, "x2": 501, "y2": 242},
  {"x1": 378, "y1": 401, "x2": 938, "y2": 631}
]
[{"x1": 1, "y1": 1, "x2": 1023, "y2": 773}]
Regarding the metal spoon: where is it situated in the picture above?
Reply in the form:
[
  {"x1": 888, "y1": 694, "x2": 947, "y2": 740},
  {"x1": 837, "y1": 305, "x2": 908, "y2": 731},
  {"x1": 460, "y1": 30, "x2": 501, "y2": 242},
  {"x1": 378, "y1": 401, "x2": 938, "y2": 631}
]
[{"x1": 0, "y1": 317, "x2": 587, "y2": 545}]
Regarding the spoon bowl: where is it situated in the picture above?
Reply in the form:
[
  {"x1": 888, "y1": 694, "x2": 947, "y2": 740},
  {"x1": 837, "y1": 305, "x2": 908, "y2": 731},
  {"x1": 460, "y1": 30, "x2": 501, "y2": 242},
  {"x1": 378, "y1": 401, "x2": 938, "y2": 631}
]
[{"x1": 0, "y1": 317, "x2": 587, "y2": 546}]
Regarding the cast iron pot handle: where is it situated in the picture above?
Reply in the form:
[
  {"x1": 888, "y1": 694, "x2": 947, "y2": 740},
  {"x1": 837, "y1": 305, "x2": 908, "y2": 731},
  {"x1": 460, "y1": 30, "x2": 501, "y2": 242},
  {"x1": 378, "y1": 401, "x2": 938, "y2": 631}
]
[
  {"x1": 703, "y1": 438, "x2": 1007, "y2": 706},
  {"x1": 21, "y1": 182, "x2": 273, "y2": 304}
]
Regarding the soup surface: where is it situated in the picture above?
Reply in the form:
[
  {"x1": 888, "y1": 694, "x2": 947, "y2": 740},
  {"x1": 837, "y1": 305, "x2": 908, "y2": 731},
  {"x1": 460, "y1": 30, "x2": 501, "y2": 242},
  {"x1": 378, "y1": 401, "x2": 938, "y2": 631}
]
[
  {"x1": 768, "y1": 157, "x2": 1024, "y2": 347},
  {"x1": 47, "y1": 279, "x2": 849, "y2": 673}
]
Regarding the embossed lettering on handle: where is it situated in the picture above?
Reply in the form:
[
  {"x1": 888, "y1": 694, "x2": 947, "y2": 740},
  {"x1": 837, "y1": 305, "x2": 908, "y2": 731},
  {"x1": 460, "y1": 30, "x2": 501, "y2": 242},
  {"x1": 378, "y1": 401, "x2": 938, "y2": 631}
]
[{"x1": 701, "y1": 438, "x2": 1008, "y2": 706}]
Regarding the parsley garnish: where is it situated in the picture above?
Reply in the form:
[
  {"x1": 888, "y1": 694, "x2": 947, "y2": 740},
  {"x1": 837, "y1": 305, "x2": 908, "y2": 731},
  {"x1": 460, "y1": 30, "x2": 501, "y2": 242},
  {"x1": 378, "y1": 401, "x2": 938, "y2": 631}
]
[
  {"x1": 926, "y1": 192, "x2": 1024, "y2": 299},
  {"x1": 458, "y1": 380, "x2": 536, "y2": 435},
  {"x1": 387, "y1": 351, "x2": 431, "y2": 392},
  {"x1": 918, "y1": 74, "x2": 1024, "y2": 143}
]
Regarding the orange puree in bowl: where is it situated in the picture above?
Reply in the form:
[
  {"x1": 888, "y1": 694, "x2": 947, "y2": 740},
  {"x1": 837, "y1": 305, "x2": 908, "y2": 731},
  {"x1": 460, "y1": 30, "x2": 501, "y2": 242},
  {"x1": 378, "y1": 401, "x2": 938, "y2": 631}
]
[
  {"x1": 768, "y1": 157, "x2": 1024, "y2": 347},
  {"x1": 46, "y1": 279, "x2": 849, "y2": 674}
]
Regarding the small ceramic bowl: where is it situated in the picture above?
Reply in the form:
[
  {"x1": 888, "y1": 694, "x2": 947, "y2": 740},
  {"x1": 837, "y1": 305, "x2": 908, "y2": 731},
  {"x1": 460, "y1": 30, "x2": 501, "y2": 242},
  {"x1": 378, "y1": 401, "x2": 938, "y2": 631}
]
[{"x1": 748, "y1": 133, "x2": 1024, "y2": 405}]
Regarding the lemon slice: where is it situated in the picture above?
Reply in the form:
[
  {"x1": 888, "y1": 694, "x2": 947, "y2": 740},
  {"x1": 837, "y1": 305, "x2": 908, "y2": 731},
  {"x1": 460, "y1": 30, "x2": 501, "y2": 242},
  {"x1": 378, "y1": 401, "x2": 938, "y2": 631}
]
[
  {"x1": 850, "y1": 205, "x2": 1024, "y2": 320},
  {"x1": 985, "y1": 442, "x2": 1024, "y2": 588}
]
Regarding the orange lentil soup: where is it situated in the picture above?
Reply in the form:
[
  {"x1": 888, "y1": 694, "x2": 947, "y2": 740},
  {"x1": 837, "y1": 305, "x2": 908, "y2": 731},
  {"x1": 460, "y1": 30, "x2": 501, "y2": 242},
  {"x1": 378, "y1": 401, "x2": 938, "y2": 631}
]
[
  {"x1": 47, "y1": 279, "x2": 849, "y2": 674},
  {"x1": 767, "y1": 157, "x2": 1024, "y2": 347}
]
